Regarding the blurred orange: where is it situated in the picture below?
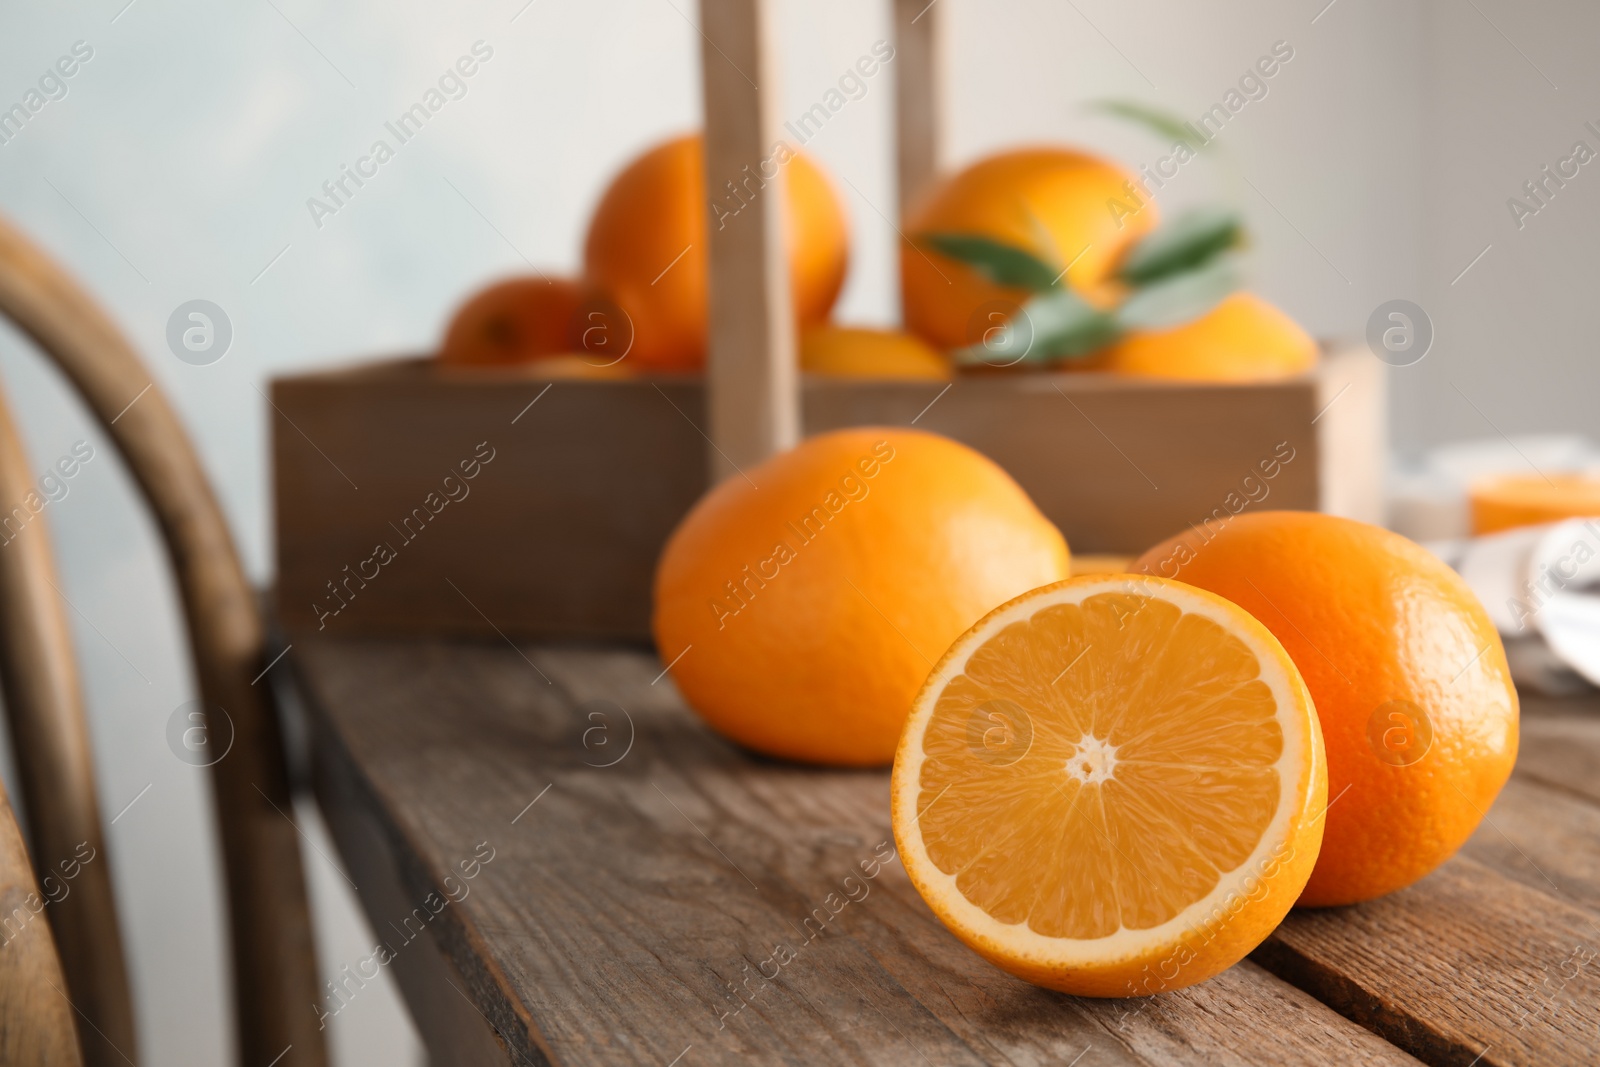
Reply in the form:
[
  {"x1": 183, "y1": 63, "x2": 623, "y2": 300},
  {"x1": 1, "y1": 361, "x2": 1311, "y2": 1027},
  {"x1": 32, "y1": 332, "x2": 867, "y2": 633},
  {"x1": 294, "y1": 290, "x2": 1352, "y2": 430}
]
[
  {"x1": 1092, "y1": 292, "x2": 1316, "y2": 382},
  {"x1": 901, "y1": 147, "x2": 1156, "y2": 351},
  {"x1": 438, "y1": 276, "x2": 582, "y2": 366},
  {"x1": 1068, "y1": 553, "x2": 1133, "y2": 575},
  {"x1": 583, "y1": 133, "x2": 849, "y2": 371},
  {"x1": 1470, "y1": 473, "x2": 1600, "y2": 535},
  {"x1": 799, "y1": 325, "x2": 949, "y2": 380},
  {"x1": 485, "y1": 354, "x2": 640, "y2": 380}
]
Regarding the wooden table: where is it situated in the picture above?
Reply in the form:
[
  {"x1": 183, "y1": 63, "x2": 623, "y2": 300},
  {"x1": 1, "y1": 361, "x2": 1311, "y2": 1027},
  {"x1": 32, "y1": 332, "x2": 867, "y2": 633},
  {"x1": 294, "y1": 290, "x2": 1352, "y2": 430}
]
[{"x1": 287, "y1": 636, "x2": 1600, "y2": 1066}]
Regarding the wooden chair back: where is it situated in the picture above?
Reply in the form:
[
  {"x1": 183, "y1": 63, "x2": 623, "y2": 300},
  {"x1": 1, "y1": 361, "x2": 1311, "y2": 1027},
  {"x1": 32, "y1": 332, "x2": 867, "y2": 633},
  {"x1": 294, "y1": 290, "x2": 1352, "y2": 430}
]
[
  {"x1": 0, "y1": 216, "x2": 326, "y2": 1067},
  {"x1": 0, "y1": 769, "x2": 82, "y2": 1066}
]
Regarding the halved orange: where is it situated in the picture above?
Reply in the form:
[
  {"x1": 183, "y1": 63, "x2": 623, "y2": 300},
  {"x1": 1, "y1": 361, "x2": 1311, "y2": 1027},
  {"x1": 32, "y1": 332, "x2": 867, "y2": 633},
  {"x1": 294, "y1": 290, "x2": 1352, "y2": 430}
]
[{"x1": 891, "y1": 575, "x2": 1326, "y2": 996}]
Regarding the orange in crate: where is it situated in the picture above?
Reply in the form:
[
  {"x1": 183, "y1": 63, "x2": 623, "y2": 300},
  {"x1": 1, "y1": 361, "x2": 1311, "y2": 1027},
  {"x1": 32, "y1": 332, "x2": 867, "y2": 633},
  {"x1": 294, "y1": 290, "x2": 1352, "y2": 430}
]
[{"x1": 583, "y1": 133, "x2": 848, "y2": 370}]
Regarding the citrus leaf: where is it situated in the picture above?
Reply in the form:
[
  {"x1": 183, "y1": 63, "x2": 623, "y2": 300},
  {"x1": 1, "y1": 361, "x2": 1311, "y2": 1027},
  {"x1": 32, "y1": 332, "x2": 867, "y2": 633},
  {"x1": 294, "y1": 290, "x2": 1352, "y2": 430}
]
[
  {"x1": 954, "y1": 288, "x2": 1122, "y2": 367},
  {"x1": 1117, "y1": 207, "x2": 1244, "y2": 285},
  {"x1": 1089, "y1": 99, "x2": 1208, "y2": 152},
  {"x1": 919, "y1": 232, "x2": 1061, "y2": 291},
  {"x1": 1115, "y1": 257, "x2": 1241, "y2": 331}
]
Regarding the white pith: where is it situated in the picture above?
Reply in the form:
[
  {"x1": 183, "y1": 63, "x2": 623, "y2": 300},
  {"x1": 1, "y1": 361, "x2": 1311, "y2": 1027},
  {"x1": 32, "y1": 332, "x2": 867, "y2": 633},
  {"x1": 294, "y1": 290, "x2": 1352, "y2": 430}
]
[
  {"x1": 1065, "y1": 735, "x2": 1118, "y2": 785},
  {"x1": 893, "y1": 575, "x2": 1311, "y2": 969}
]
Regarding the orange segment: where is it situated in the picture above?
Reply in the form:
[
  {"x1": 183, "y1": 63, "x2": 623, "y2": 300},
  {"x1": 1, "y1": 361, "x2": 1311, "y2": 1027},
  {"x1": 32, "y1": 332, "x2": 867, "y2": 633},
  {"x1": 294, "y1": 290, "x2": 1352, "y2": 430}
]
[{"x1": 892, "y1": 575, "x2": 1326, "y2": 997}]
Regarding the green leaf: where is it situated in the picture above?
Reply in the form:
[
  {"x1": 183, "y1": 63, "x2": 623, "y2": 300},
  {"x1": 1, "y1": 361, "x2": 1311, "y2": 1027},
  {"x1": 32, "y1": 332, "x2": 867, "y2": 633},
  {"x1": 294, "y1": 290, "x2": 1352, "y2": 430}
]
[
  {"x1": 1117, "y1": 207, "x2": 1244, "y2": 285},
  {"x1": 1089, "y1": 99, "x2": 1208, "y2": 152},
  {"x1": 919, "y1": 232, "x2": 1061, "y2": 291},
  {"x1": 1115, "y1": 256, "x2": 1241, "y2": 331},
  {"x1": 1027, "y1": 289, "x2": 1123, "y2": 358},
  {"x1": 953, "y1": 288, "x2": 1123, "y2": 367}
]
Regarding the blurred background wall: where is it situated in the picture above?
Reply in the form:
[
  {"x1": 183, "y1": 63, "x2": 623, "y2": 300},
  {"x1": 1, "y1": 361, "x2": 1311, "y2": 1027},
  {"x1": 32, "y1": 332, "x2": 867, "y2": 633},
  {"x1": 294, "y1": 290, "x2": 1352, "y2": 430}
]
[{"x1": 0, "y1": 0, "x2": 1588, "y2": 1062}]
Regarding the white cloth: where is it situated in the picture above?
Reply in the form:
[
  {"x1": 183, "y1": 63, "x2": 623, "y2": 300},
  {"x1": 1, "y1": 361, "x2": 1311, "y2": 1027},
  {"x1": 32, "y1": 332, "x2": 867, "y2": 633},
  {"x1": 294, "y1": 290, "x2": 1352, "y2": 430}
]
[{"x1": 1427, "y1": 518, "x2": 1600, "y2": 695}]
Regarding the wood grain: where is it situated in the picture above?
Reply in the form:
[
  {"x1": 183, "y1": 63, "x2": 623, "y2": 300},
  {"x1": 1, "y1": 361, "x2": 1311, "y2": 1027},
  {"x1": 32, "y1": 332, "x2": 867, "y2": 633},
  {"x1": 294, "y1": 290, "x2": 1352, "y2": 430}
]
[
  {"x1": 1512, "y1": 696, "x2": 1600, "y2": 808},
  {"x1": 1256, "y1": 857, "x2": 1600, "y2": 1066},
  {"x1": 1462, "y1": 775, "x2": 1600, "y2": 913},
  {"x1": 892, "y1": 0, "x2": 946, "y2": 216},
  {"x1": 291, "y1": 636, "x2": 1422, "y2": 1066},
  {"x1": 0, "y1": 776, "x2": 84, "y2": 1066},
  {"x1": 0, "y1": 214, "x2": 325, "y2": 1067},
  {"x1": 0, "y1": 380, "x2": 133, "y2": 1066},
  {"x1": 273, "y1": 348, "x2": 1378, "y2": 641},
  {"x1": 699, "y1": 0, "x2": 800, "y2": 481},
  {"x1": 1251, "y1": 693, "x2": 1600, "y2": 1067},
  {"x1": 308, "y1": 702, "x2": 514, "y2": 1066}
]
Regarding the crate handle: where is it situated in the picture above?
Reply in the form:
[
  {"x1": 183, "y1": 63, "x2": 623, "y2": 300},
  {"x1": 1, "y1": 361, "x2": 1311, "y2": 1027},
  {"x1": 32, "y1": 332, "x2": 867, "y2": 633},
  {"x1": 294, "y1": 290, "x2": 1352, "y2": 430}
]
[
  {"x1": 698, "y1": 0, "x2": 796, "y2": 483},
  {"x1": 893, "y1": 0, "x2": 946, "y2": 221},
  {"x1": 697, "y1": 0, "x2": 946, "y2": 481}
]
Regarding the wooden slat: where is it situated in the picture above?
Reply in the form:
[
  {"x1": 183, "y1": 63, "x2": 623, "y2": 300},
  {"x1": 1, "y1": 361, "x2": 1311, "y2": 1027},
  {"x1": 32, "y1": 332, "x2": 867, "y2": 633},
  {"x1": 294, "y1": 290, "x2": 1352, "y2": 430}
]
[
  {"x1": 1510, "y1": 694, "x2": 1600, "y2": 807},
  {"x1": 272, "y1": 352, "x2": 1384, "y2": 640},
  {"x1": 1461, "y1": 776, "x2": 1600, "y2": 913},
  {"x1": 0, "y1": 775, "x2": 84, "y2": 1066},
  {"x1": 892, "y1": 0, "x2": 946, "y2": 216},
  {"x1": 0, "y1": 380, "x2": 134, "y2": 1066},
  {"x1": 308, "y1": 709, "x2": 514, "y2": 1066},
  {"x1": 1255, "y1": 857, "x2": 1600, "y2": 1066},
  {"x1": 0, "y1": 215, "x2": 326, "y2": 1067},
  {"x1": 291, "y1": 636, "x2": 1420, "y2": 1067},
  {"x1": 699, "y1": 0, "x2": 799, "y2": 481},
  {"x1": 1251, "y1": 691, "x2": 1600, "y2": 1067}
]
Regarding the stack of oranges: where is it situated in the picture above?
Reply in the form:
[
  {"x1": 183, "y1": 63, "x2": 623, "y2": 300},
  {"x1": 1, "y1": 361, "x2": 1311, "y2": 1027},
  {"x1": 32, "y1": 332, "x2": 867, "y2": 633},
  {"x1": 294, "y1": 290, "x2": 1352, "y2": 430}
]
[
  {"x1": 446, "y1": 125, "x2": 1514, "y2": 1002},
  {"x1": 439, "y1": 133, "x2": 850, "y2": 375},
  {"x1": 438, "y1": 135, "x2": 1317, "y2": 384},
  {"x1": 652, "y1": 427, "x2": 1517, "y2": 998}
]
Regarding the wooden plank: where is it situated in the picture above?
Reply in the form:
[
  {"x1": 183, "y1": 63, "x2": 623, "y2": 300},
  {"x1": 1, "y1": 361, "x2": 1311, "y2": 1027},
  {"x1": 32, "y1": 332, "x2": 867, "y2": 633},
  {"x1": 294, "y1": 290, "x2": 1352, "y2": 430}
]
[
  {"x1": 274, "y1": 352, "x2": 1377, "y2": 640},
  {"x1": 802, "y1": 358, "x2": 1326, "y2": 551},
  {"x1": 0, "y1": 378, "x2": 134, "y2": 1066},
  {"x1": 290, "y1": 636, "x2": 1420, "y2": 1066},
  {"x1": 307, "y1": 696, "x2": 516, "y2": 1066},
  {"x1": 699, "y1": 0, "x2": 799, "y2": 481},
  {"x1": 1250, "y1": 701, "x2": 1600, "y2": 1067},
  {"x1": 1512, "y1": 693, "x2": 1600, "y2": 807},
  {"x1": 1462, "y1": 776, "x2": 1600, "y2": 914},
  {"x1": 892, "y1": 0, "x2": 946, "y2": 216},
  {"x1": 1255, "y1": 856, "x2": 1600, "y2": 1066},
  {"x1": 271, "y1": 367, "x2": 707, "y2": 640}
]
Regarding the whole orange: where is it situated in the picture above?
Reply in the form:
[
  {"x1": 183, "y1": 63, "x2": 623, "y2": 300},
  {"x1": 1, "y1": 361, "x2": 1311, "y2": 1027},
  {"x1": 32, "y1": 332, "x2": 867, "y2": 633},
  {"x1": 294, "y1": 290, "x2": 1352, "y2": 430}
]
[
  {"x1": 1469, "y1": 473, "x2": 1600, "y2": 535},
  {"x1": 1135, "y1": 511, "x2": 1518, "y2": 906},
  {"x1": 653, "y1": 428, "x2": 1069, "y2": 766},
  {"x1": 1094, "y1": 292, "x2": 1316, "y2": 382},
  {"x1": 799, "y1": 325, "x2": 949, "y2": 380},
  {"x1": 435, "y1": 353, "x2": 635, "y2": 381},
  {"x1": 901, "y1": 147, "x2": 1156, "y2": 351},
  {"x1": 439, "y1": 276, "x2": 582, "y2": 366},
  {"x1": 583, "y1": 133, "x2": 848, "y2": 371}
]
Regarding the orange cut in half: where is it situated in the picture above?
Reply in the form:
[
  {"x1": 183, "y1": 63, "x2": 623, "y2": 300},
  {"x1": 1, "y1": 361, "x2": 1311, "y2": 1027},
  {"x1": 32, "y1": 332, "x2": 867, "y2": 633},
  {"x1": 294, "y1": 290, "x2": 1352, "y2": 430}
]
[{"x1": 891, "y1": 575, "x2": 1327, "y2": 997}]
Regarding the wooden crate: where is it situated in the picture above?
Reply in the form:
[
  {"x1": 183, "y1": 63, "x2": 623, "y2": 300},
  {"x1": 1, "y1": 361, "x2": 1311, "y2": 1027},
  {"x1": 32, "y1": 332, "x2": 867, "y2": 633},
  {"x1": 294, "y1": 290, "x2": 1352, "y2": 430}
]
[
  {"x1": 270, "y1": 0, "x2": 1387, "y2": 642},
  {"x1": 271, "y1": 346, "x2": 1382, "y2": 640}
]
